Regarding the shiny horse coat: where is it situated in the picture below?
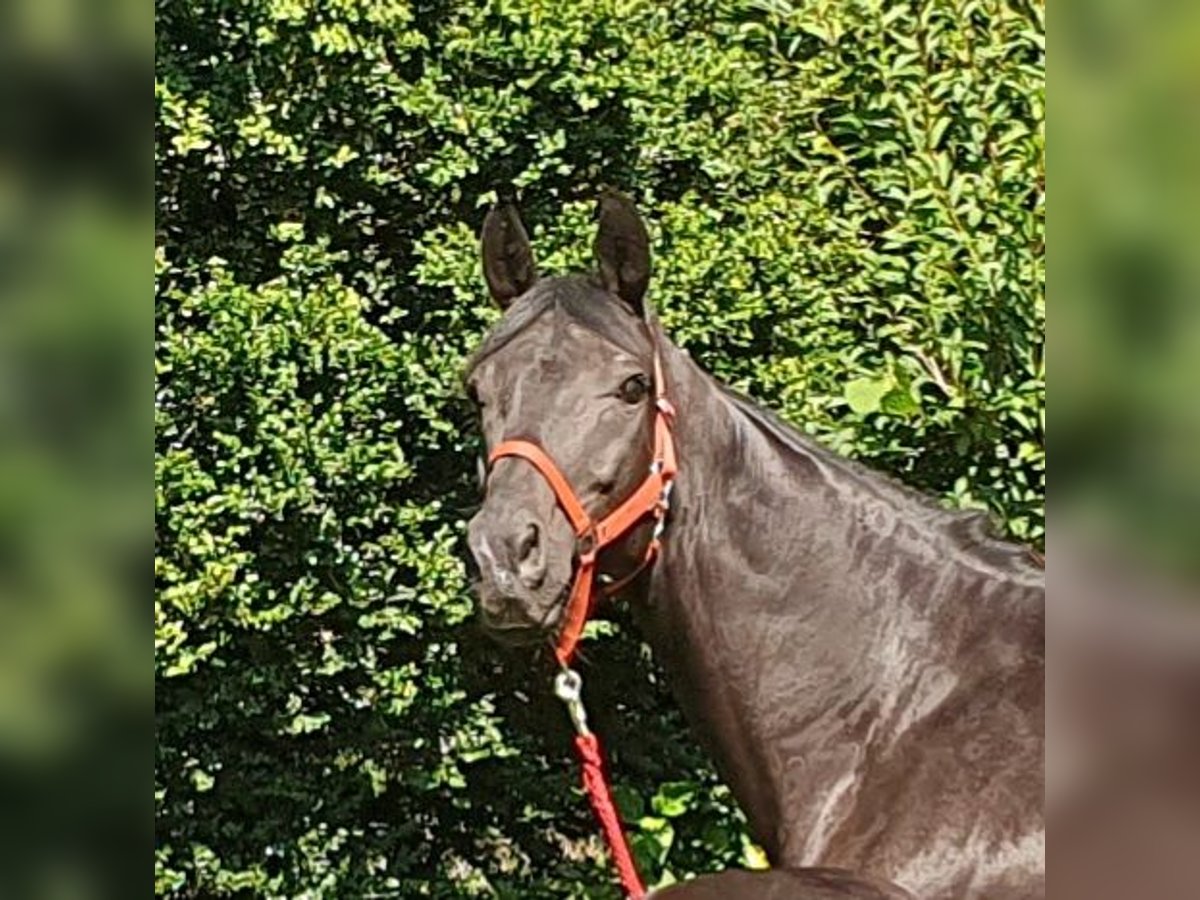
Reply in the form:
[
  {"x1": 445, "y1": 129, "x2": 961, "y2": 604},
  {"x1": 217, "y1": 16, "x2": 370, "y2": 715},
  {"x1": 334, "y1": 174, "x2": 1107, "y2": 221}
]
[
  {"x1": 465, "y1": 194, "x2": 1044, "y2": 898},
  {"x1": 653, "y1": 867, "x2": 915, "y2": 899}
]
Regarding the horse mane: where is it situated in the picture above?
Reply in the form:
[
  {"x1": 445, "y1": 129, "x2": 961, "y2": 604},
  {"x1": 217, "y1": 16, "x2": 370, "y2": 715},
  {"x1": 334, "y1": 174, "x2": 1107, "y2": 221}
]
[{"x1": 715, "y1": 383, "x2": 1044, "y2": 579}]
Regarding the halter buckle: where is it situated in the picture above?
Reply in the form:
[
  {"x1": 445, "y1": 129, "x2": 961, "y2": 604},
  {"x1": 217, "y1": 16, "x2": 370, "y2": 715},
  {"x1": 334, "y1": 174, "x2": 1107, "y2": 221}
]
[
  {"x1": 575, "y1": 526, "x2": 599, "y2": 564},
  {"x1": 655, "y1": 481, "x2": 674, "y2": 515}
]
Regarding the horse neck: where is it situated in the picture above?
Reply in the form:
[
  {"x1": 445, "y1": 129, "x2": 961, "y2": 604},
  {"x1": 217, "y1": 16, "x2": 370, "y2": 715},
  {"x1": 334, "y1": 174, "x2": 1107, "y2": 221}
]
[
  {"x1": 637, "y1": 338, "x2": 1014, "y2": 854},
  {"x1": 644, "y1": 338, "x2": 907, "y2": 698}
]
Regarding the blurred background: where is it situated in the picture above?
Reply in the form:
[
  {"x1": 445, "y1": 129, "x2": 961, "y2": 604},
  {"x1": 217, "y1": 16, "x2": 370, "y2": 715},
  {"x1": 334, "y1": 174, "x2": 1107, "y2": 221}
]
[
  {"x1": 1053, "y1": 0, "x2": 1200, "y2": 896},
  {"x1": 0, "y1": 0, "x2": 146, "y2": 897}
]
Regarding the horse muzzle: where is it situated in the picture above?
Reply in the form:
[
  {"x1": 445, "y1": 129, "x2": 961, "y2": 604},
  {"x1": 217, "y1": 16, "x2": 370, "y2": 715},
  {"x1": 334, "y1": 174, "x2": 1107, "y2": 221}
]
[{"x1": 467, "y1": 506, "x2": 573, "y2": 638}]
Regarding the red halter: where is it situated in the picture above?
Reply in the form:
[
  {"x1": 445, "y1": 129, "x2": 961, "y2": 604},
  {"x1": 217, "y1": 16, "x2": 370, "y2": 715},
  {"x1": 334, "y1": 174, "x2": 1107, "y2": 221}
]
[{"x1": 487, "y1": 354, "x2": 677, "y2": 665}]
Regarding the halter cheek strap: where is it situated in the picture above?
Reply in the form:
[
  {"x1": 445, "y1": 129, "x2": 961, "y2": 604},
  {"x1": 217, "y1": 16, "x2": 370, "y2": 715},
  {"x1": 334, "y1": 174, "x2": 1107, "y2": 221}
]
[{"x1": 486, "y1": 354, "x2": 677, "y2": 666}]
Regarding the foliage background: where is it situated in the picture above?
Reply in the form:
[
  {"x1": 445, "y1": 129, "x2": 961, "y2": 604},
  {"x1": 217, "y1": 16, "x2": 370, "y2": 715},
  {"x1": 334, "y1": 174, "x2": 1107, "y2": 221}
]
[{"x1": 154, "y1": 0, "x2": 1043, "y2": 895}]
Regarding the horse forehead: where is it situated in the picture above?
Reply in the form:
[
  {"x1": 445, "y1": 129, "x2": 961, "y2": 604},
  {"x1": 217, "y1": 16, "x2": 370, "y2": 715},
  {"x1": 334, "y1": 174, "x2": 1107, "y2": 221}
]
[
  {"x1": 559, "y1": 319, "x2": 639, "y2": 366},
  {"x1": 487, "y1": 317, "x2": 626, "y2": 385},
  {"x1": 474, "y1": 317, "x2": 549, "y2": 385}
]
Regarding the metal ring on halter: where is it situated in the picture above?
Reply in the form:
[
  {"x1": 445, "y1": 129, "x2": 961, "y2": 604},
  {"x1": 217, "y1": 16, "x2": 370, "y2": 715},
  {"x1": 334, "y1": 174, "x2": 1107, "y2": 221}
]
[
  {"x1": 575, "y1": 527, "x2": 599, "y2": 563},
  {"x1": 651, "y1": 482, "x2": 674, "y2": 540},
  {"x1": 554, "y1": 668, "x2": 590, "y2": 735}
]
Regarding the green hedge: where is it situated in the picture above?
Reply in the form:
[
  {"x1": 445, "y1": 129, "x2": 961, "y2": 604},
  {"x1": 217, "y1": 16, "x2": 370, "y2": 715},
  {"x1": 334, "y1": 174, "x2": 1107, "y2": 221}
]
[{"x1": 155, "y1": 0, "x2": 1043, "y2": 895}]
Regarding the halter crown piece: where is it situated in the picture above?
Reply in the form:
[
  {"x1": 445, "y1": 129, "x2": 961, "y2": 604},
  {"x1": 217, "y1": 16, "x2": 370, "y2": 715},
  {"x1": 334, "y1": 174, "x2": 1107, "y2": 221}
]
[{"x1": 485, "y1": 351, "x2": 677, "y2": 899}]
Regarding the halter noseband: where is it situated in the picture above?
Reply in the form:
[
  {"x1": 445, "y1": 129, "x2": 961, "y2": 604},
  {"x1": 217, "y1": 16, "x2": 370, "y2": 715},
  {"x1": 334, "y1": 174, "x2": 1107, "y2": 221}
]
[{"x1": 486, "y1": 353, "x2": 677, "y2": 665}]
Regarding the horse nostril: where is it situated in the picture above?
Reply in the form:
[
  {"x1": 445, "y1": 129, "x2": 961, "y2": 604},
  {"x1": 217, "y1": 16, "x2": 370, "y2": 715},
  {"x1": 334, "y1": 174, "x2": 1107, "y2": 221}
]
[
  {"x1": 517, "y1": 523, "x2": 540, "y2": 564},
  {"x1": 513, "y1": 522, "x2": 546, "y2": 589}
]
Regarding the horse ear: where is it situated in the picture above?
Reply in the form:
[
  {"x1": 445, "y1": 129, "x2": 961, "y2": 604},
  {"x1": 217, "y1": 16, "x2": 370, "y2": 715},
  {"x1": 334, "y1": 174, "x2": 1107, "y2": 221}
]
[
  {"x1": 481, "y1": 203, "x2": 537, "y2": 309},
  {"x1": 593, "y1": 190, "x2": 651, "y2": 314}
]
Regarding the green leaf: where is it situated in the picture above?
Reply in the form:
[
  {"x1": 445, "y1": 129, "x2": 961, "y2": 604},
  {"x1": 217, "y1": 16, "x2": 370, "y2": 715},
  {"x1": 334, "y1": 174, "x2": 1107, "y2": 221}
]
[
  {"x1": 881, "y1": 385, "x2": 922, "y2": 417},
  {"x1": 741, "y1": 837, "x2": 770, "y2": 870},
  {"x1": 844, "y1": 377, "x2": 892, "y2": 414},
  {"x1": 634, "y1": 816, "x2": 676, "y2": 866},
  {"x1": 612, "y1": 785, "x2": 645, "y2": 821},
  {"x1": 651, "y1": 781, "x2": 697, "y2": 818}
]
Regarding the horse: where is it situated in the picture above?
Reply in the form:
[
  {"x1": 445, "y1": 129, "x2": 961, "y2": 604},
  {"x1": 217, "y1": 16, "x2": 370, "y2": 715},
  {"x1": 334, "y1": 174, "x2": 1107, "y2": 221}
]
[
  {"x1": 464, "y1": 192, "x2": 1045, "y2": 898},
  {"x1": 653, "y1": 867, "x2": 915, "y2": 899}
]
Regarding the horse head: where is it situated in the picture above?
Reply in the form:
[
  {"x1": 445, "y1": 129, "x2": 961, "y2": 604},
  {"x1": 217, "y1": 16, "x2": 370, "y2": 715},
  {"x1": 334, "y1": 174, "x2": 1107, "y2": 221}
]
[{"x1": 464, "y1": 193, "x2": 662, "y2": 649}]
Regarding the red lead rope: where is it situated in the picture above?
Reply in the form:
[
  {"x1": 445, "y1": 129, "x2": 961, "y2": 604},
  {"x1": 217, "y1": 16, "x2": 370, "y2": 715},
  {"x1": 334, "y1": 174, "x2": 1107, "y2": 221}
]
[
  {"x1": 555, "y1": 668, "x2": 647, "y2": 899},
  {"x1": 576, "y1": 732, "x2": 646, "y2": 898}
]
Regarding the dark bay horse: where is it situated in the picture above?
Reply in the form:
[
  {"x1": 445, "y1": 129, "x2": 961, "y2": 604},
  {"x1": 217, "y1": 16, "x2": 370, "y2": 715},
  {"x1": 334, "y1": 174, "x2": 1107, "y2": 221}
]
[
  {"x1": 653, "y1": 867, "x2": 915, "y2": 899},
  {"x1": 464, "y1": 194, "x2": 1044, "y2": 898}
]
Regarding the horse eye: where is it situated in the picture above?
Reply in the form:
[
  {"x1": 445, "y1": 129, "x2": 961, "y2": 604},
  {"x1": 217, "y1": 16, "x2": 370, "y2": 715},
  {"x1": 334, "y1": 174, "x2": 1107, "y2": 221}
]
[{"x1": 619, "y1": 373, "x2": 649, "y2": 404}]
